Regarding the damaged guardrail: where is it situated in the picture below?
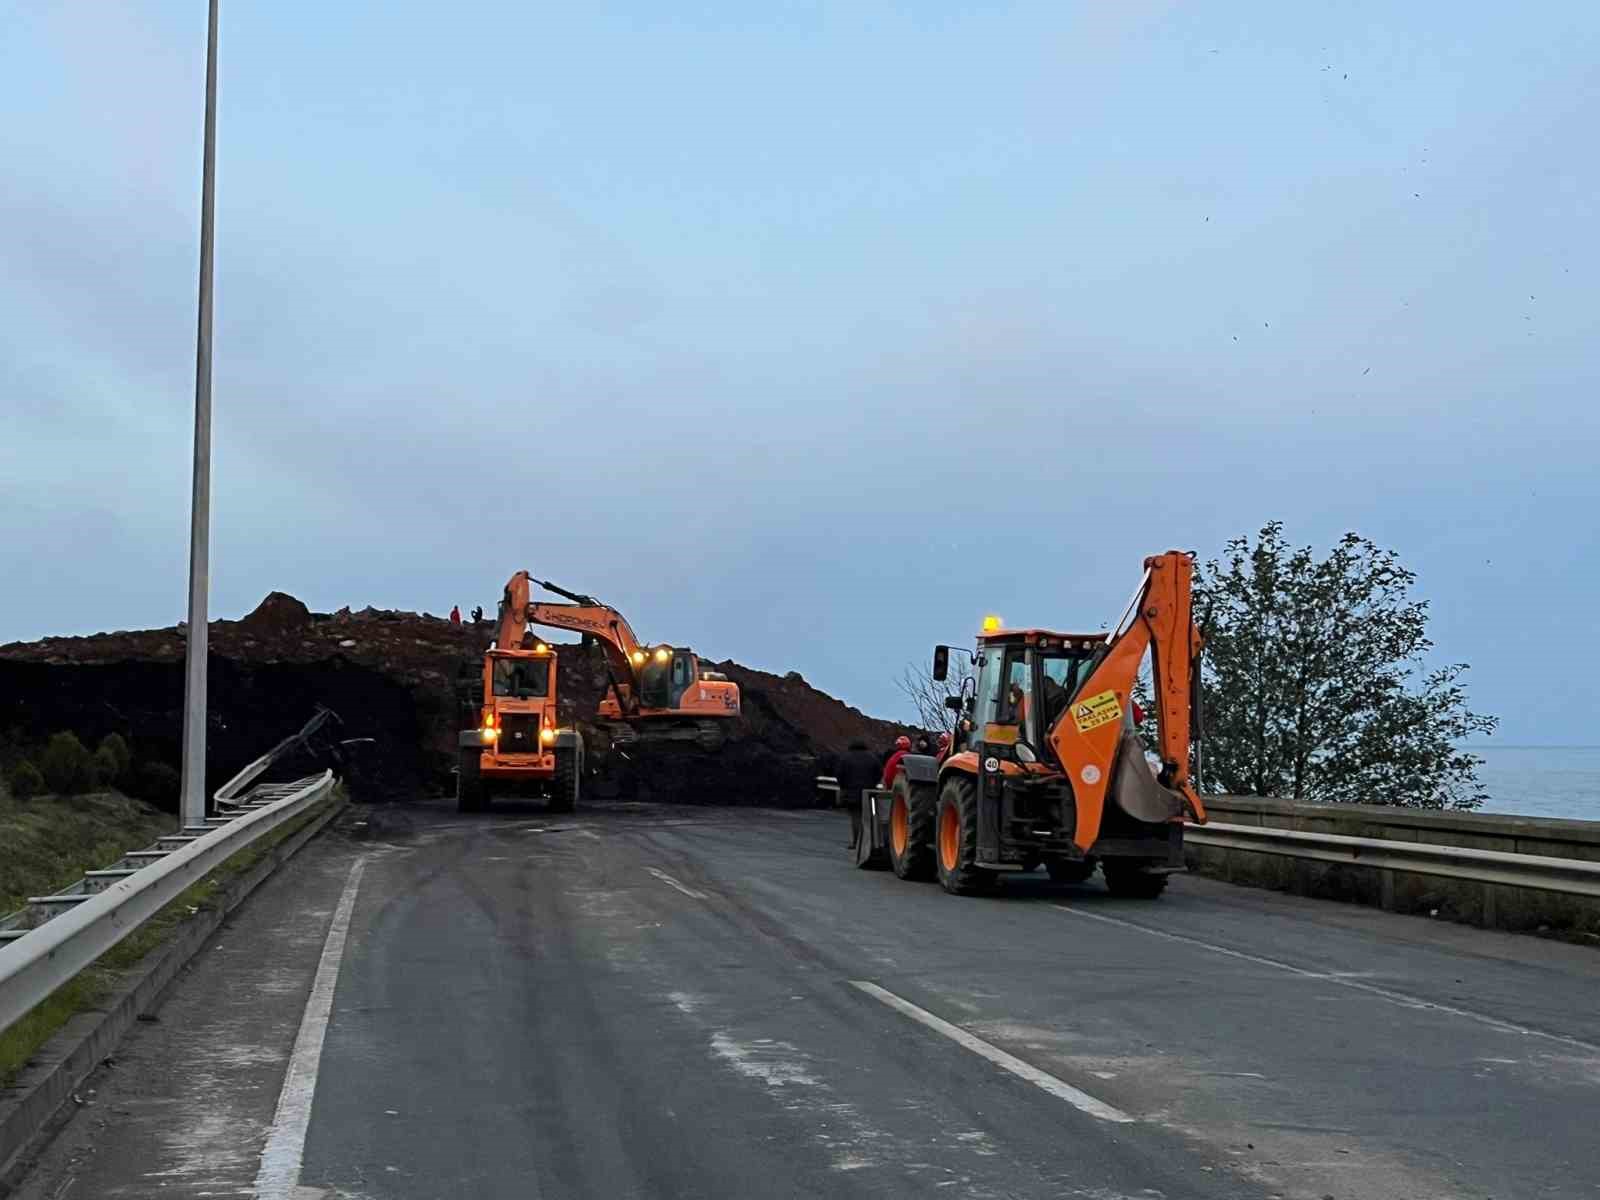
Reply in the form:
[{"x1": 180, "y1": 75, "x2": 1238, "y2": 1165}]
[{"x1": 0, "y1": 711, "x2": 348, "y2": 1036}]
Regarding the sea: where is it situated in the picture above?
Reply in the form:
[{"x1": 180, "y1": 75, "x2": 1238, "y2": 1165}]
[{"x1": 1467, "y1": 746, "x2": 1600, "y2": 822}]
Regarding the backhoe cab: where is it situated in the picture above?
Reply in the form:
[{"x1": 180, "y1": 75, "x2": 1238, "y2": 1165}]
[{"x1": 860, "y1": 551, "x2": 1207, "y2": 897}]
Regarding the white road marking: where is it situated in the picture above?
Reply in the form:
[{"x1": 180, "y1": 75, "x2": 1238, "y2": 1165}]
[
  {"x1": 254, "y1": 858, "x2": 367, "y2": 1200},
  {"x1": 849, "y1": 981, "x2": 1134, "y2": 1124},
  {"x1": 1052, "y1": 904, "x2": 1600, "y2": 1055},
  {"x1": 647, "y1": 867, "x2": 708, "y2": 900}
]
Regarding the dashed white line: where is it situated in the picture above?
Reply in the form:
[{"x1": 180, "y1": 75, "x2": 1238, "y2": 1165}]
[
  {"x1": 849, "y1": 981, "x2": 1134, "y2": 1123},
  {"x1": 254, "y1": 857, "x2": 366, "y2": 1200},
  {"x1": 1051, "y1": 904, "x2": 1600, "y2": 1055},
  {"x1": 647, "y1": 867, "x2": 708, "y2": 900}
]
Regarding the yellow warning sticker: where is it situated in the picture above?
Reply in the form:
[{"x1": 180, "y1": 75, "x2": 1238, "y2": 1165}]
[{"x1": 1072, "y1": 690, "x2": 1122, "y2": 733}]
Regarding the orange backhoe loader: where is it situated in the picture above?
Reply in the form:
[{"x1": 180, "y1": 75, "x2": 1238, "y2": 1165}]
[
  {"x1": 854, "y1": 551, "x2": 1207, "y2": 897},
  {"x1": 455, "y1": 577, "x2": 584, "y2": 814},
  {"x1": 500, "y1": 574, "x2": 739, "y2": 789}
]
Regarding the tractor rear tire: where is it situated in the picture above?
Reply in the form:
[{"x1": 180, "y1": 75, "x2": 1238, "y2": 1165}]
[
  {"x1": 1103, "y1": 861, "x2": 1169, "y2": 898},
  {"x1": 1046, "y1": 858, "x2": 1097, "y2": 885},
  {"x1": 456, "y1": 748, "x2": 485, "y2": 814},
  {"x1": 550, "y1": 749, "x2": 579, "y2": 813},
  {"x1": 935, "y1": 777, "x2": 993, "y2": 896},
  {"x1": 887, "y1": 775, "x2": 936, "y2": 882}
]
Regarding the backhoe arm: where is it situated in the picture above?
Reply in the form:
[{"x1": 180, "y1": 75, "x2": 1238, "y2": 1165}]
[{"x1": 1046, "y1": 551, "x2": 1207, "y2": 852}]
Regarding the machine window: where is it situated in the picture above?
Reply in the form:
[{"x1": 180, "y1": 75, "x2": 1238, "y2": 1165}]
[
  {"x1": 996, "y1": 650, "x2": 1033, "y2": 741},
  {"x1": 492, "y1": 659, "x2": 549, "y2": 698}
]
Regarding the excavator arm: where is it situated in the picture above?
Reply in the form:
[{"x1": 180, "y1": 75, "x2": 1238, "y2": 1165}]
[
  {"x1": 521, "y1": 579, "x2": 648, "y2": 716},
  {"x1": 1045, "y1": 551, "x2": 1207, "y2": 852}
]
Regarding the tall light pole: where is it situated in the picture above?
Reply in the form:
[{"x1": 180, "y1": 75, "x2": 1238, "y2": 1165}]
[{"x1": 179, "y1": 0, "x2": 219, "y2": 831}]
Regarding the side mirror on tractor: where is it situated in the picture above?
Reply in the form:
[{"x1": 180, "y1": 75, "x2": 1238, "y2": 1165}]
[{"x1": 932, "y1": 645, "x2": 949, "y2": 682}]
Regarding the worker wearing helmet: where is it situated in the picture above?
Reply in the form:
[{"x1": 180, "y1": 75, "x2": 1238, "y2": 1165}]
[{"x1": 880, "y1": 735, "x2": 913, "y2": 789}]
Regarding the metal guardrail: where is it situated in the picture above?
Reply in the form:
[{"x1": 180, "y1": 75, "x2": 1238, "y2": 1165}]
[
  {"x1": 1186, "y1": 821, "x2": 1600, "y2": 899},
  {"x1": 0, "y1": 720, "x2": 344, "y2": 1037}
]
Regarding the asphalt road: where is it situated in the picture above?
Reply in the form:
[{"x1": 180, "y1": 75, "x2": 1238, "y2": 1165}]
[{"x1": 16, "y1": 797, "x2": 1600, "y2": 1199}]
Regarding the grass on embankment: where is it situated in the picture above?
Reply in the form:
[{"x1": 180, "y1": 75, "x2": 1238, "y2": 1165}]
[
  {"x1": 0, "y1": 787, "x2": 340, "y2": 1085},
  {"x1": 0, "y1": 790, "x2": 176, "y2": 916}
]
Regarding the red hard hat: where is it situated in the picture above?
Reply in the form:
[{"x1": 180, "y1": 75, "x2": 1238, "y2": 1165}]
[{"x1": 896, "y1": 735, "x2": 911, "y2": 750}]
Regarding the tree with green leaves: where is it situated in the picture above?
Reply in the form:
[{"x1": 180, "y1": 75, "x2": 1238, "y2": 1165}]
[{"x1": 1195, "y1": 522, "x2": 1495, "y2": 809}]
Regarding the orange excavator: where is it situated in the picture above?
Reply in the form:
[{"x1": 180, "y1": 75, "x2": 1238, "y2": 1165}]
[
  {"x1": 856, "y1": 550, "x2": 1208, "y2": 896},
  {"x1": 503, "y1": 573, "x2": 740, "y2": 760}
]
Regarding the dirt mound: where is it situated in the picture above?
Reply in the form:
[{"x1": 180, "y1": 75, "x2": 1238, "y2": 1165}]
[
  {"x1": 241, "y1": 591, "x2": 313, "y2": 633},
  {"x1": 0, "y1": 597, "x2": 915, "y2": 807}
]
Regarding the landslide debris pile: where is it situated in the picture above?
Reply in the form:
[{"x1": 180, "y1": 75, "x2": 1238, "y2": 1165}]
[{"x1": 0, "y1": 594, "x2": 910, "y2": 806}]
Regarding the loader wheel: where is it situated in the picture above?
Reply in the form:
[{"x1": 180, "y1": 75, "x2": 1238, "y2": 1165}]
[
  {"x1": 887, "y1": 776, "x2": 935, "y2": 882},
  {"x1": 1045, "y1": 858, "x2": 1097, "y2": 885},
  {"x1": 456, "y1": 748, "x2": 485, "y2": 814},
  {"x1": 550, "y1": 748, "x2": 578, "y2": 813},
  {"x1": 1103, "y1": 861, "x2": 1169, "y2": 898},
  {"x1": 935, "y1": 777, "x2": 992, "y2": 896}
]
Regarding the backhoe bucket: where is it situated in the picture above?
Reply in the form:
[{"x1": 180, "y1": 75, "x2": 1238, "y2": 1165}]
[{"x1": 1110, "y1": 727, "x2": 1185, "y2": 824}]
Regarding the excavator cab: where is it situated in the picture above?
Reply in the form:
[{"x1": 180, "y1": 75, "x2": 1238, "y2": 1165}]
[{"x1": 633, "y1": 646, "x2": 700, "y2": 710}]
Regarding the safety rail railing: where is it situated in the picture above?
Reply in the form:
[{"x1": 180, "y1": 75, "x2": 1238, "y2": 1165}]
[
  {"x1": 0, "y1": 715, "x2": 346, "y2": 1037},
  {"x1": 1184, "y1": 821, "x2": 1600, "y2": 899}
]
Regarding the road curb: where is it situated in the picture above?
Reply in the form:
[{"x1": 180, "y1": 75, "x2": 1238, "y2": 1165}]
[{"x1": 0, "y1": 794, "x2": 348, "y2": 1194}]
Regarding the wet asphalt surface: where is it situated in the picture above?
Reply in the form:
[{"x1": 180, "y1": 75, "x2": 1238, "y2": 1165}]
[{"x1": 14, "y1": 797, "x2": 1600, "y2": 1199}]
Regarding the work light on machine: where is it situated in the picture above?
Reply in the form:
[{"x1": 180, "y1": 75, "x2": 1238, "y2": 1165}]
[
  {"x1": 540, "y1": 728, "x2": 556, "y2": 744},
  {"x1": 630, "y1": 650, "x2": 646, "y2": 666},
  {"x1": 653, "y1": 647, "x2": 670, "y2": 662},
  {"x1": 534, "y1": 642, "x2": 549, "y2": 654}
]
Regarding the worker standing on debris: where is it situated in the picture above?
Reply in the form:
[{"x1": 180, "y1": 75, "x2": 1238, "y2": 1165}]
[
  {"x1": 837, "y1": 739, "x2": 880, "y2": 849},
  {"x1": 880, "y1": 735, "x2": 913, "y2": 788},
  {"x1": 450, "y1": 605, "x2": 462, "y2": 627}
]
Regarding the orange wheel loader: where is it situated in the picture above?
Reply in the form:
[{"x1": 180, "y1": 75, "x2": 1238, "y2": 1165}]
[
  {"x1": 455, "y1": 577, "x2": 585, "y2": 814},
  {"x1": 856, "y1": 551, "x2": 1208, "y2": 897}
]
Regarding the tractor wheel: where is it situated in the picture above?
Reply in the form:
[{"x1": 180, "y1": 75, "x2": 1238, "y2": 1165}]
[
  {"x1": 887, "y1": 775, "x2": 935, "y2": 881},
  {"x1": 550, "y1": 748, "x2": 579, "y2": 813},
  {"x1": 935, "y1": 776, "x2": 993, "y2": 896},
  {"x1": 456, "y1": 748, "x2": 485, "y2": 814},
  {"x1": 1103, "y1": 861, "x2": 1169, "y2": 898},
  {"x1": 1046, "y1": 858, "x2": 1097, "y2": 885}
]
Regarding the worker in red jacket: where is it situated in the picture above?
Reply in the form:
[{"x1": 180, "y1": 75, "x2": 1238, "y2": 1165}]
[{"x1": 880, "y1": 735, "x2": 913, "y2": 788}]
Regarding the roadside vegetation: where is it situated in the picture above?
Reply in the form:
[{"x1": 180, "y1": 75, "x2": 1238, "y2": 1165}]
[{"x1": 0, "y1": 771, "x2": 342, "y2": 1084}]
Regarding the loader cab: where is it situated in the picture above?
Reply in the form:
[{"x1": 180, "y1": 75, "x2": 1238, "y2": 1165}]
[{"x1": 491, "y1": 654, "x2": 552, "y2": 700}]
